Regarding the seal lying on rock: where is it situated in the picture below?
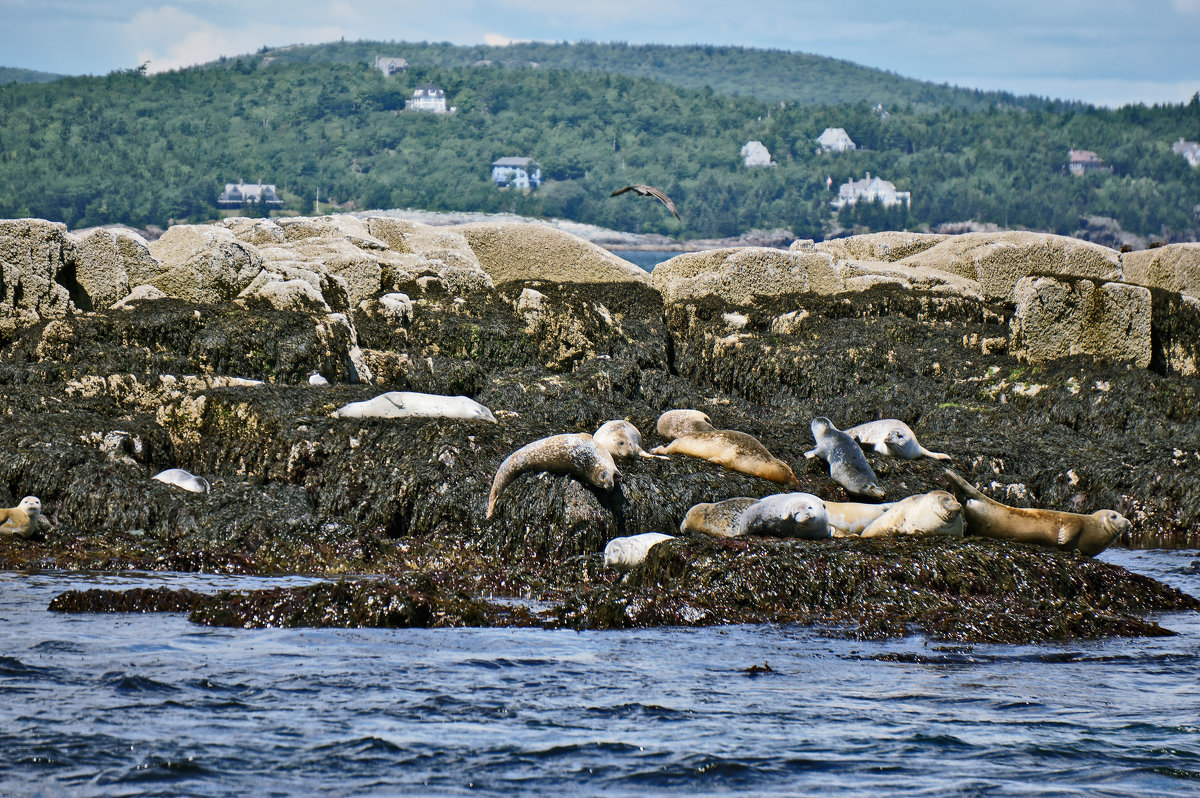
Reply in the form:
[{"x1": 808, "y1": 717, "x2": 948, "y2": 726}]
[
  {"x1": 594, "y1": 420, "x2": 668, "y2": 460},
  {"x1": 943, "y1": 470, "x2": 1129, "y2": 555},
  {"x1": 0, "y1": 496, "x2": 42, "y2": 538},
  {"x1": 487, "y1": 433, "x2": 620, "y2": 519},
  {"x1": 655, "y1": 409, "x2": 715, "y2": 441},
  {"x1": 805, "y1": 417, "x2": 885, "y2": 499},
  {"x1": 823, "y1": 499, "x2": 896, "y2": 536},
  {"x1": 332, "y1": 391, "x2": 497, "y2": 422},
  {"x1": 844, "y1": 419, "x2": 950, "y2": 460},
  {"x1": 860, "y1": 491, "x2": 963, "y2": 538},
  {"x1": 679, "y1": 496, "x2": 757, "y2": 537},
  {"x1": 152, "y1": 469, "x2": 211, "y2": 494},
  {"x1": 651, "y1": 430, "x2": 798, "y2": 486},
  {"x1": 737, "y1": 492, "x2": 830, "y2": 539},
  {"x1": 603, "y1": 532, "x2": 676, "y2": 567}
]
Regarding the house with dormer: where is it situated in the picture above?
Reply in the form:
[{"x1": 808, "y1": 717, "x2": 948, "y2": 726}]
[
  {"x1": 491, "y1": 157, "x2": 541, "y2": 189},
  {"x1": 218, "y1": 180, "x2": 284, "y2": 209},
  {"x1": 373, "y1": 56, "x2": 408, "y2": 76},
  {"x1": 817, "y1": 128, "x2": 857, "y2": 153},
  {"x1": 831, "y1": 172, "x2": 910, "y2": 209},
  {"x1": 1067, "y1": 149, "x2": 1110, "y2": 175},
  {"x1": 409, "y1": 84, "x2": 454, "y2": 113}
]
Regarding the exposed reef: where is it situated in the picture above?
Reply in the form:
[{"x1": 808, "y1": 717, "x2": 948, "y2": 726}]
[{"x1": 3, "y1": 215, "x2": 1199, "y2": 642}]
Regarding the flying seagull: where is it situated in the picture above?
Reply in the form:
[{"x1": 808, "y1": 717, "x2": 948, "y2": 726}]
[{"x1": 610, "y1": 184, "x2": 680, "y2": 220}]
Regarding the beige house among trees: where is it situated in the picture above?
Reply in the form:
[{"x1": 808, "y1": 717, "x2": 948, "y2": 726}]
[
  {"x1": 816, "y1": 127, "x2": 857, "y2": 153},
  {"x1": 831, "y1": 172, "x2": 911, "y2": 209}
]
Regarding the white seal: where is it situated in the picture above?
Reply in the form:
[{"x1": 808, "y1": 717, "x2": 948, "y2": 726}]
[
  {"x1": 308, "y1": 370, "x2": 330, "y2": 386},
  {"x1": 603, "y1": 532, "x2": 676, "y2": 567},
  {"x1": 844, "y1": 419, "x2": 950, "y2": 460},
  {"x1": 332, "y1": 391, "x2": 497, "y2": 422},
  {"x1": 738, "y1": 492, "x2": 830, "y2": 539},
  {"x1": 152, "y1": 468, "x2": 211, "y2": 494}
]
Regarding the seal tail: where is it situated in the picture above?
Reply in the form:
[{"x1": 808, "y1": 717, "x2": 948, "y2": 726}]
[
  {"x1": 921, "y1": 446, "x2": 952, "y2": 461},
  {"x1": 637, "y1": 448, "x2": 670, "y2": 461},
  {"x1": 942, "y1": 469, "x2": 986, "y2": 502},
  {"x1": 487, "y1": 455, "x2": 522, "y2": 519}
]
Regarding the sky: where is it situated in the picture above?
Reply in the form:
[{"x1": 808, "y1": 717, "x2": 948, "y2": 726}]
[{"x1": 2, "y1": 0, "x2": 1198, "y2": 108}]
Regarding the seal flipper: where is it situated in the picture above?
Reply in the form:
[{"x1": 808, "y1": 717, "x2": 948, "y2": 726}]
[
  {"x1": 920, "y1": 445, "x2": 952, "y2": 461},
  {"x1": 943, "y1": 469, "x2": 987, "y2": 503}
]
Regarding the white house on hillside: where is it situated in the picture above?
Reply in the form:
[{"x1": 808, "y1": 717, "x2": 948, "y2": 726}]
[
  {"x1": 1173, "y1": 138, "x2": 1200, "y2": 168},
  {"x1": 218, "y1": 180, "x2": 284, "y2": 209},
  {"x1": 817, "y1": 127, "x2": 857, "y2": 153},
  {"x1": 1067, "y1": 149, "x2": 1110, "y2": 175},
  {"x1": 741, "y1": 140, "x2": 776, "y2": 167},
  {"x1": 373, "y1": 56, "x2": 408, "y2": 76},
  {"x1": 831, "y1": 172, "x2": 910, "y2": 210},
  {"x1": 409, "y1": 84, "x2": 454, "y2": 113},
  {"x1": 491, "y1": 157, "x2": 541, "y2": 189}
]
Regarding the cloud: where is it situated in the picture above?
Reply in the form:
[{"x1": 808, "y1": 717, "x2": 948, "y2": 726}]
[
  {"x1": 1172, "y1": 0, "x2": 1200, "y2": 13},
  {"x1": 483, "y1": 33, "x2": 532, "y2": 46}
]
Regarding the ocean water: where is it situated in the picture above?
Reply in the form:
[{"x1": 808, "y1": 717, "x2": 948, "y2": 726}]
[
  {"x1": 1, "y1": 549, "x2": 1198, "y2": 797},
  {"x1": 610, "y1": 249, "x2": 678, "y2": 272}
]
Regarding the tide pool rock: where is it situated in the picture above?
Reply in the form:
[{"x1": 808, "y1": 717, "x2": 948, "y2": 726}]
[{"x1": 70, "y1": 228, "x2": 157, "y2": 310}]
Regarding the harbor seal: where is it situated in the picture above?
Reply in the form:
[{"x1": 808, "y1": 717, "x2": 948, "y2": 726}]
[
  {"x1": 603, "y1": 532, "x2": 676, "y2": 566},
  {"x1": 943, "y1": 470, "x2": 1129, "y2": 555},
  {"x1": 844, "y1": 419, "x2": 950, "y2": 460},
  {"x1": 655, "y1": 409, "x2": 715, "y2": 441},
  {"x1": 738, "y1": 492, "x2": 829, "y2": 539},
  {"x1": 679, "y1": 496, "x2": 757, "y2": 537},
  {"x1": 487, "y1": 433, "x2": 620, "y2": 519},
  {"x1": 152, "y1": 468, "x2": 211, "y2": 494},
  {"x1": 805, "y1": 417, "x2": 885, "y2": 499},
  {"x1": 308, "y1": 370, "x2": 329, "y2": 386},
  {"x1": 332, "y1": 391, "x2": 497, "y2": 422},
  {"x1": 594, "y1": 420, "x2": 668, "y2": 460},
  {"x1": 0, "y1": 496, "x2": 42, "y2": 538},
  {"x1": 860, "y1": 491, "x2": 964, "y2": 538},
  {"x1": 823, "y1": 499, "x2": 896, "y2": 537},
  {"x1": 651, "y1": 430, "x2": 798, "y2": 486}
]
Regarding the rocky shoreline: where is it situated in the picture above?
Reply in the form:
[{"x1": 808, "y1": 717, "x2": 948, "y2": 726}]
[{"x1": 1, "y1": 214, "x2": 1198, "y2": 642}]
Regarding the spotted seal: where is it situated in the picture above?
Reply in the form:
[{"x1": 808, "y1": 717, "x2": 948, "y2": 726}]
[
  {"x1": 487, "y1": 433, "x2": 620, "y2": 519},
  {"x1": 679, "y1": 496, "x2": 757, "y2": 537},
  {"x1": 805, "y1": 417, "x2": 885, "y2": 499},
  {"x1": 844, "y1": 419, "x2": 950, "y2": 461},
  {"x1": 0, "y1": 496, "x2": 42, "y2": 539},
  {"x1": 594, "y1": 420, "x2": 668, "y2": 460},
  {"x1": 152, "y1": 468, "x2": 211, "y2": 494},
  {"x1": 737, "y1": 492, "x2": 830, "y2": 539},
  {"x1": 860, "y1": 491, "x2": 963, "y2": 538},
  {"x1": 943, "y1": 470, "x2": 1129, "y2": 555},
  {"x1": 603, "y1": 532, "x2": 676, "y2": 566},
  {"x1": 651, "y1": 430, "x2": 798, "y2": 486},
  {"x1": 655, "y1": 409, "x2": 715, "y2": 441}
]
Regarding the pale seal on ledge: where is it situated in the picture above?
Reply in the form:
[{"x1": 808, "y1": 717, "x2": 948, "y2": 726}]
[
  {"x1": 152, "y1": 468, "x2": 211, "y2": 494},
  {"x1": 844, "y1": 419, "x2": 950, "y2": 460},
  {"x1": 823, "y1": 499, "x2": 896, "y2": 537},
  {"x1": 332, "y1": 391, "x2": 497, "y2": 422},
  {"x1": 594, "y1": 420, "x2": 668, "y2": 460},
  {"x1": 860, "y1": 491, "x2": 963, "y2": 538},
  {"x1": 0, "y1": 496, "x2": 42, "y2": 538},
  {"x1": 737, "y1": 492, "x2": 830, "y2": 539},
  {"x1": 805, "y1": 417, "x2": 885, "y2": 499},
  {"x1": 487, "y1": 433, "x2": 620, "y2": 519},
  {"x1": 603, "y1": 532, "x2": 676, "y2": 567},
  {"x1": 651, "y1": 430, "x2": 798, "y2": 486},
  {"x1": 943, "y1": 470, "x2": 1129, "y2": 555}
]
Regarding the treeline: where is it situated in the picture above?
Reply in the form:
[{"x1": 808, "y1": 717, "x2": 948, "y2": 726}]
[{"x1": 0, "y1": 47, "x2": 1197, "y2": 241}]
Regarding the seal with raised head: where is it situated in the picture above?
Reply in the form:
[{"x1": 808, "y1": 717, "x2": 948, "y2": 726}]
[
  {"x1": 844, "y1": 419, "x2": 950, "y2": 461},
  {"x1": 0, "y1": 496, "x2": 42, "y2": 539},
  {"x1": 487, "y1": 433, "x2": 620, "y2": 519},
  {"x1": 679, "y1": 496, "x2": 757, "y2": 537},
  {"x1": 152, "y1": 468, "x2": 211, "y2": 494},
  {"x1": 860, "y1": 491, "x2": 964, "y2": 538},
  {"x1": 603, "y1": 532, "x2": 676, "y2": 567},
  {"x1": 823, "y1": 499, "x2": 896, "y2": 537},
  {"x1": 655, "y1": 409, "x2": 715, "y2": 441},
  {"x1": 805, "y1": 417, "x2": 885, "y2": 499},
  {"x1": 594, "y1": 420, "x2": 668, "y2": 460},
  {"x1": 651, "y1": 430, "x2": 798, "y2": 486},
  {"x1": 943, "y1": 470, "x2": 1129, "y2": 555},
  {"x1": 738, "y1": 492, "x2": 829, "y2": 539},
  {"x1": 332, "y1": 391, "x2": 497, "y2": 422}
]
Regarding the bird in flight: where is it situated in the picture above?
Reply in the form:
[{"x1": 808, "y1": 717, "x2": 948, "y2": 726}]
[{"x1": 610, "y1": 184, "x2": 680, "y2": 220}]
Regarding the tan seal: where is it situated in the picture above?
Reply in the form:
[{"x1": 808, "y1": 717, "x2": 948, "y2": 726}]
[
  {"x1": 823, "y1": 499, "x2": 896, "y2": 537},
  {"x1": 943, "y1": 470, "x2": 1129, "y2": 555},
  {"x1": 594, "y1": 420, "x2": 668, "y2": 460},
  {"x1": 860, "y1": 491, "x2": 964, "y2": 538},
  {"x1": 651, "y1": 430, "x2": 798, "y2": 486},
  {"x1": 844, "y1": 419, "x2": 950, "y2": 461},
  {"x1": 655, "y1": 409, "x2": 715, "y2": 441},
  {"x1": 0, "y1": 496, "x2": 42, "y2": 539},
  {"x1": 679, "y1": 496, "x2": 757, "y2": 537},
  {"x1": 487, "y1": 433, "x2": 619, "y2": 519}
]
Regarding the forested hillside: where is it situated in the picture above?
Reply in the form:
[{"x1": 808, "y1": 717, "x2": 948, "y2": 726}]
[
  {"x1": 0, "y1": 66, "x2": 67, "y2": 85},
  {"x1": 0, "y1": 44, "x2": 1198, "y2": 241}
]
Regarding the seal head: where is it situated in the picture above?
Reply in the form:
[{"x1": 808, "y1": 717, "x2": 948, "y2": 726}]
[
  {"x1": 655, "y1": 409, "x2": 715, "y2": 441},
  {"x1": 737, "y1": 492, "x2": 830, "y2": 539},
  {"x1": 594, "y1": 420, "x2": 668, "y2": 460}
]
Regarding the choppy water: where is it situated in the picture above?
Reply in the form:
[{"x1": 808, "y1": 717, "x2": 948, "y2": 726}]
[{"x1": 1, "y1": 549, "x2": 1199, "y2": 797}]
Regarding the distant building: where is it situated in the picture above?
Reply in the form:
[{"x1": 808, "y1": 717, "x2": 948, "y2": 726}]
[
  {"x1": 1172, "y1": 138, "x2": 1200, "y2": 168},
  {"x1": 491, "y1": 157, "x2": 541, "y2": 189},
  {"x1": 1067, "y1": 149, "x2": 1111, "y2": 175},
  {"x1": 218, "y1": 180, "x2": 283, "y2": 209},
  {"x1": 741, "y1": 140, "x2": 776, "y2": 167},
  {"x1": 816, "y1": 127, "x2": 857, "y2": 153},
  {"x1": 373, "y1": 56, "x2": 408, "y2": 76},
  {"x1": 409, "y1": 83, "x2": 454, "y2": 113},
  {"x1": 831, "y1": 172, "x2": 911, "y2": 210}
]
